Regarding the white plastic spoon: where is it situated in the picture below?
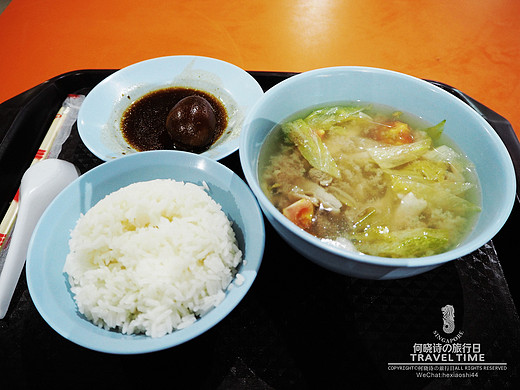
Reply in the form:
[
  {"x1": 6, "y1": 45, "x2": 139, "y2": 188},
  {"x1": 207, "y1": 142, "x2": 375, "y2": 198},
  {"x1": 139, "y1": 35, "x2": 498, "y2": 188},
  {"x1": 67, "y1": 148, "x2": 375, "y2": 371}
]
[{"x1": 0, "y1": 159, "x2": 79, "y2": 319}]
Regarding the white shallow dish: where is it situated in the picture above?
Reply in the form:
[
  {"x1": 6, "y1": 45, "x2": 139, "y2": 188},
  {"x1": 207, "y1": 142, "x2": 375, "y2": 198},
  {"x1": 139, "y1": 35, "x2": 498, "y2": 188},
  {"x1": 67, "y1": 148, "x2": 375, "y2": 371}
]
[
  {"x1": 77, "y1": 55, "x2": 264, "y2": 161},
  {"x1": 26, "y1": 151, "x2": 265, "y2": 354}
]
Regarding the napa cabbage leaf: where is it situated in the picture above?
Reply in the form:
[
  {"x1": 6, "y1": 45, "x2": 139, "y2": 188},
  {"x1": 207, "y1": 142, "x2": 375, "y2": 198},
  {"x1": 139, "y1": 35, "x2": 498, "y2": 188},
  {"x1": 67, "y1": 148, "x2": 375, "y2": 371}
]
[
  {"x1": 282, "y1": 119, "x2": 341, "y2": 178},
  {"x1": 389, "y1": 175, "x2": 481, "y2": 215},
  {"x1": 304, "y1": 106, "x2": 373, "y2": 130},
  {"x1": 349, "y1": 227, "x2": 452, "y2": 258},
  {"x1": 423, "y1": 144, "x2": 473, "y2": 175},
  {"x1": 367, "y1": 138, "x2": 432, "y2": 169},
  {"x1": 385, "y1": 159, "x2": 449, "y2": 183}
]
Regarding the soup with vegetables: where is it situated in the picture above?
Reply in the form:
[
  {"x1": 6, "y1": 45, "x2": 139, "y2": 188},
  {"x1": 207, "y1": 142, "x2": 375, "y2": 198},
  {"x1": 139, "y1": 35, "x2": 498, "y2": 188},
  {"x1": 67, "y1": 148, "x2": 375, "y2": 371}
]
[{"x1": 259, "y1": 104, "x2": 481, "y2": 258}]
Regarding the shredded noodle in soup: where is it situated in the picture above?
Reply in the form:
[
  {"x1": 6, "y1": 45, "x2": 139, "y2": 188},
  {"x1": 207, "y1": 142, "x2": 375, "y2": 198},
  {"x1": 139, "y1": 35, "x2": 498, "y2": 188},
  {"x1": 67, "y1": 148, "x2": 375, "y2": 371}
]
[{"x1": 259, "y1": 104, "x2": 481, "y2": 258}]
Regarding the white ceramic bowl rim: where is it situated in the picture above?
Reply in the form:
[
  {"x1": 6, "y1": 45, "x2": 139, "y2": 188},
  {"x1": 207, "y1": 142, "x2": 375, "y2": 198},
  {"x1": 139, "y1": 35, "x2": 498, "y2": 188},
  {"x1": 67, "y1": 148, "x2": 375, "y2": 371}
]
[{"x1": 241, "y1": 65, "x2": 517, "y2": 268}]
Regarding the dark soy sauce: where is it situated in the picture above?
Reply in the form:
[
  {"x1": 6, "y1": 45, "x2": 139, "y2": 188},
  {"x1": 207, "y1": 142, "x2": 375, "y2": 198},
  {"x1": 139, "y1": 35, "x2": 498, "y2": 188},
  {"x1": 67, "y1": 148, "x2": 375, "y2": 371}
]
[{"x1": 121, "y1": 87, "x2": 227, "y2": 153}]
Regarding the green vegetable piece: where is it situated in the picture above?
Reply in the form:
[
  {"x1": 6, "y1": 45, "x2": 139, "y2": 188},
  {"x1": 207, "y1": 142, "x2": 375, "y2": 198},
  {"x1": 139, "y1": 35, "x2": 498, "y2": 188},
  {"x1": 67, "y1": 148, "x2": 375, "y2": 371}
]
[
  {"x1": 390, "y1": 175, "x2": 481, "y2": 215},
  {"x1": 423, "y1": 145, "x2": 474, "y2": 180},
  {"x1": 350, "y1": 227, "x2": 452, "y2": 258},
  {"x1": 282, "y1": 119, "x2": 341, "y2": 178},
  {"x1": 368, "y1": 138, "x2": 432, "y2": 169},
  {"x1": 436, "y1": 180, "x2": 474, "y2": 196},
  {"x1": 424, "y1": 120, "x2": 446, "y2": 141},
  {"x1": 385, "y1": 159, "x2": 448, "y2": 183},
  {"x1": 304, "y1": 106, "x2": 372, "y2": 130}
]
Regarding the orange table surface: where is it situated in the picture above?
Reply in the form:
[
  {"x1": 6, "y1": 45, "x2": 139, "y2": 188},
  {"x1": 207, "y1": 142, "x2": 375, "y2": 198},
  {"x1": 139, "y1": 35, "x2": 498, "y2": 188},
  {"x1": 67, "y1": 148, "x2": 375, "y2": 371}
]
[{"x1": 1, "y1": 0, "x2": 519, "y2": 139}]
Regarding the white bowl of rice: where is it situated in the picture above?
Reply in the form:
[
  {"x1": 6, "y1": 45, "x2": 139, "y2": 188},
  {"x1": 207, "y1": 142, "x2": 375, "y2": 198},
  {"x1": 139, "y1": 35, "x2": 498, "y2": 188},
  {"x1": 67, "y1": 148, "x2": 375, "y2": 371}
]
[{"x1": 26, "y1": 150, "x2": 265, "y2": 354}]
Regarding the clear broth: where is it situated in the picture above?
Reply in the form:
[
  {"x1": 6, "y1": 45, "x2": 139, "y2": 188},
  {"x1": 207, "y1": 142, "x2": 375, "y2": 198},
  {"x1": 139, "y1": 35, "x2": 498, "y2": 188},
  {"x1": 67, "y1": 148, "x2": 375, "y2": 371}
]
[{"x1": 259, "y1": 102, "x2": 481, "y2": 258}]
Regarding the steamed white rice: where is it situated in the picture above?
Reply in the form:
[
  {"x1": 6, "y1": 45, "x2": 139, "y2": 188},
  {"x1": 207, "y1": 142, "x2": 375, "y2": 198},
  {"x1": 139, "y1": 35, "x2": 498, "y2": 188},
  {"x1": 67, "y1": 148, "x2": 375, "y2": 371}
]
[{"x1": 63, "y1": 179, "x2": 242, "y2": 338}]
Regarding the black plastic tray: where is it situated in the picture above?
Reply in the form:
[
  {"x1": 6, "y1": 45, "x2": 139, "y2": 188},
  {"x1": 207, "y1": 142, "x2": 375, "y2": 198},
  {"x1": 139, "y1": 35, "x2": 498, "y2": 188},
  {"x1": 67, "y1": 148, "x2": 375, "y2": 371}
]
[{"x1": 0, "y1": 70, "x2": 519, "y2": 389}]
